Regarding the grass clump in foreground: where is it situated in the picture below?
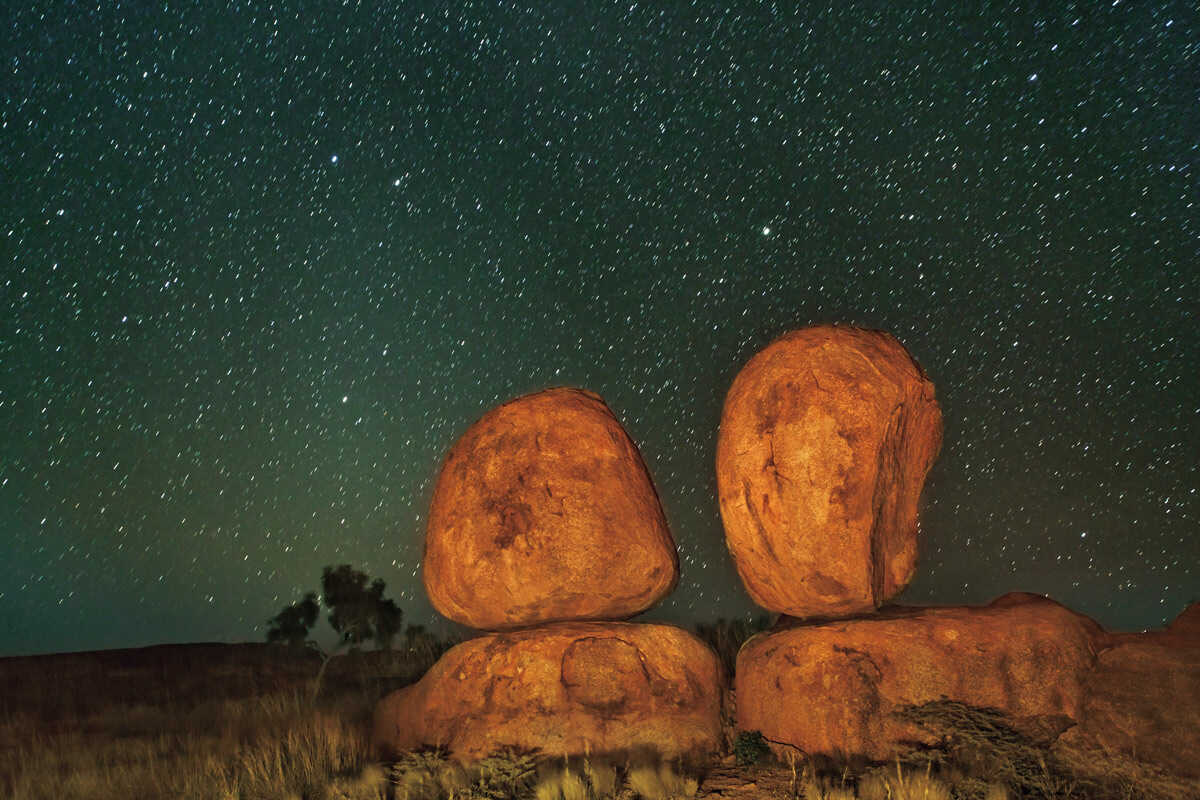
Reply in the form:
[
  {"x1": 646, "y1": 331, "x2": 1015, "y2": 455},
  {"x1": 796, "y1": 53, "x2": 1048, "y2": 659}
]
[
  {"x1": 389, "y1": 748, "x2": 700, "y2": 800},
  {"x1": 736, "y1": 700, "x2": 1200, "y2": 800},
  {"x1": 886, "y1": 699, "x2": 1195, "y2": 800},
  {"x1": 6, "y1": 644, "x2": 1198, "y2": 800}
]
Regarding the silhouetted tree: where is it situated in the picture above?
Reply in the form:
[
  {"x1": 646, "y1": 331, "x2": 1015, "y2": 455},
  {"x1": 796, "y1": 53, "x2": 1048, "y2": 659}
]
[
  {"x1": 374, "y1": 595, "x2": 403, "y2": 651},
  {"x1": 266, "y1": 564, "x2": 406, "y2": 698},
  {"x1": 404, "y1": 623, "x2": 427, "y2": 648},
  {"x1": 265, "y1": 592, "x2": 319, "y2": 649},
  {"x1": 321, "y1": 565, "x2": 377, "y2": 648}
]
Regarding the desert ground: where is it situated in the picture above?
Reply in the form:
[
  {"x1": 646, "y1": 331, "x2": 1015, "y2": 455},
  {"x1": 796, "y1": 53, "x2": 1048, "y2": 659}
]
[{"x1": 2, "y1": 634, "x2": 1196, "y2": 800}]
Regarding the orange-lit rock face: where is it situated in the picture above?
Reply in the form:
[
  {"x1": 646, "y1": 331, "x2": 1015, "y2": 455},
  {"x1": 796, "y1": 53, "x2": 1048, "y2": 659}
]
[
  {"x1": 424, "y1": 388, "x2": 678, "y2": 629},
  {"x1": 735, "y1": 594, "x2": 1102, "y2": 761},
  {"x1": 1064, "y1": 602, "x2": 1200, "y2": 778},
  {"x1": 371, "y1": 622, "x2": 723, "y2": 761},
  {"x1": 716, "y1": 325, "x2": 942, "y2": 617}
]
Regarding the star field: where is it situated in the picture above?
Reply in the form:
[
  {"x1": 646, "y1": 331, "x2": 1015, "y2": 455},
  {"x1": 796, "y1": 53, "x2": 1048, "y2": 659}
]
[{"x1": 2, "y1": 1, "x2": 1196, "y2": 655}]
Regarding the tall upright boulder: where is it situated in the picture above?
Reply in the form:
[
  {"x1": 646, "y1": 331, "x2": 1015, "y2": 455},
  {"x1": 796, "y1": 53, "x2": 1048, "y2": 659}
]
[
  {"x1": 424, "y1": 387, "x2": 678, "y2": 630},
  {"x1": 716, "y1": 325, "x2": 942, "y2": 618}
]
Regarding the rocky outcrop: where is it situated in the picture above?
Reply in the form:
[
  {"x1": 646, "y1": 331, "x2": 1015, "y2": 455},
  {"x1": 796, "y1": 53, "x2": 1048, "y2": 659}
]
[
  {"x1": 378, "y1": 387, "x2": 721, "y2": 765},
  {"x1": 423, "y1": 387, "x2": 678, "y2": 629},
  {"x1": 372, "y1": 622, "x2": 723, "y2": 761},
  {"x1": 716, "y1": 325, "x2": 942, "y2": 618},
  {"x1": 735, "y1": 594, "x2": 1103, "y2": 760},
  {"x1": 1064, "y1": 603, "x2": 1200, "y2": 778},
  {"x1": 1166, "y1": 601, "x2": 1200, "y2": 640}
]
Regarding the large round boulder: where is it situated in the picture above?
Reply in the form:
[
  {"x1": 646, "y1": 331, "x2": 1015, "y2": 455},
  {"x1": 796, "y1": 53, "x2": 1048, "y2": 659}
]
[
  {"x1": 735, "y1": 594, "x2": 1103, "y2": 761},
  {"x1": 372, "y1": 622, "x2": 723, "y2": 761},
  {"x1": 716, "y1": 325, "x2": 942, "y2": 618},
  {"x1": 424, "y1": 387, "x2": 678, "y2": 629}
]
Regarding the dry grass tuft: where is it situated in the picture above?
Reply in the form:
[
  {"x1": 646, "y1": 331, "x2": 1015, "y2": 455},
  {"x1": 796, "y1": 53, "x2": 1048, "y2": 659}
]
[
  {"x1": 530, "y1": 755, "x2": 627, "y2": 800},
  {"x1": 1050, "y1": 737, "x2": 1200, "y2": 800},
  {"x1": 535, "y1": 763, "x2": 591, "y2": 800},
  {"x1": 856, "y1": 762, "x2": 952, "y2": 800},
  {"x1": 798, "y1": 778, "x2": 857, "y2": 800},
  {"x1": 626, "y1": 760, "x2": 699, "y2": 800}
]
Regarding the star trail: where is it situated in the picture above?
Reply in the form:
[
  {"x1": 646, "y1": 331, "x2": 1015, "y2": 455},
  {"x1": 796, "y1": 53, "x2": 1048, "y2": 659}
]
[{"x1": 2, "y1": 1, "x2": 1195, "y2": 655}]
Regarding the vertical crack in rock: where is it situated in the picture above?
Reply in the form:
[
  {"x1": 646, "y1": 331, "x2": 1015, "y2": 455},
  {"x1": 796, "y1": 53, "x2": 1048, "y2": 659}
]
[
  {"x1": 717, "y1": 326, "x2": 942, "y2": 618},
  {"x1": 868, "y1": 403, "x2": 905, "y2": 604},
  {"x1": 742, "y1": 479, "x2": 780, "y2": 563}
]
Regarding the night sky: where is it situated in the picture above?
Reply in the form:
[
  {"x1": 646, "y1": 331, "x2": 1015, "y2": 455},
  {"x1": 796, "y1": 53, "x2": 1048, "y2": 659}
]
[{"x1": 3, "y1": 2, "x2": 1196, "y2": 657}]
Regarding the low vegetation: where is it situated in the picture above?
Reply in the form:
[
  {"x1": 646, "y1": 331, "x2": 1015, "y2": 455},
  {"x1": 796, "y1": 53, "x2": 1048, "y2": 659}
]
[
  {"x1": 0, "y1": 564, "x2": 457, "y2": 800},
  {"x1": 3, "y1": 621, "x2": 1197, "y2": 799},
  {"x1": 0, "y1": 683, "x2": 381, "y2": 799},
  {"x1": 742, "y1": 700, "x2": 1200, "y2": 800}
]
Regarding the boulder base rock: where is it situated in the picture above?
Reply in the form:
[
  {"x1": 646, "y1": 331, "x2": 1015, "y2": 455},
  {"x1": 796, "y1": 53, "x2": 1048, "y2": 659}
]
[
  {"x1": 372, "y1": 622, "x2": 723, "y2": 761},
  {"x1": 735, "y1": 594, "x2": 1102, "y2": 761},
  {"x1": 1063, "y1": 602, "x2": 1200, "y2": 778},
  {"x1": 424, "y1": 388, "x2": 678, "y2": 629},
  {"x1": 1167, "y1": 601, "x2": 1200, "y2": 640},
  {"x1": 716, "y1": 325, "x2": 942, "y2": 618}
]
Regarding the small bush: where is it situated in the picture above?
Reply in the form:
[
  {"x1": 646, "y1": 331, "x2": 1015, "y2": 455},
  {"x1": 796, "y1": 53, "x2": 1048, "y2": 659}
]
[
  {"x1": 389, "y1": 749, "x2": 458, "y2": 800},
  {"x1": 468, "y1": 749, "x2": 541, "y2": 800},
  {"x1": 733, "y1": 730, "x2": 772, "y2": 767},
  {"x1": 891, "y1": 700, "x2": 1069, "y2": 797}
]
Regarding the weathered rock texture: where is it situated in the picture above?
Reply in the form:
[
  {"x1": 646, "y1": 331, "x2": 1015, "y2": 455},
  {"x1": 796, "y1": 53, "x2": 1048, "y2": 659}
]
[
  {"x1": 716, "y1": 325, "x2": 942, "y2": 618},
  {"x1": 735, "y1": 594, "x2": 1103, "y2": 761},
  {"x1": 372, "y1": 622, "x2": 723, "y2": 761},
  {"x1": 1063, "y1": 602, "x2": 1200, "y2": 778},
  {"x1": 424, "y1": 387, "x2": 678, "y2": 629}
]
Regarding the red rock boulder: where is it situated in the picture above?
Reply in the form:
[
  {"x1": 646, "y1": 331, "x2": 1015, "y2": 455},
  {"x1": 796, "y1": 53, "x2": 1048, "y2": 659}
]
[
  {"x1": 716, "y1": 325, "x2": 942, "y2": 618},
  {"x1": 372, "y1": 622, "x2": 723, "y2": 761},
  {"x1": 735, "y1": 594, "x2": 1103, "y2": 761},
  {"x1": 424, "y1": 388, "x2": 678, "y2": 629},
  {"x1": 1063, "y1": 602, "x2": 1200, "y2": 778}
]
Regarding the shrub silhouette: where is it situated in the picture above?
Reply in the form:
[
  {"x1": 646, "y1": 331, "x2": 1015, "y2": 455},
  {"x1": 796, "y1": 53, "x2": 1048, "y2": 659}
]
[
  {"x1": 265, "y1": 591, "x2": 319, "y2": 649},
  {"x1": 320, "y1": 565, "x2": 403, "y2": 651},
  {"x1": 267, "y1": 563, "x2": 407, "y2": 697}
]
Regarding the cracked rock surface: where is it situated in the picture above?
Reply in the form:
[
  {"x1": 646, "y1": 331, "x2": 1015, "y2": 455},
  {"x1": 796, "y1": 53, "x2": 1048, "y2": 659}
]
[
  {"x1": 372, "y1": 621, "x2": 723, "y2": 761},
  {"x1": 735, "y1": 593, "x2": 1103, "y2": 761},
  {"x1": 424, "y1": 387, "x2": 678, "y2": 629},
  {"x1": 716, "y1": 325, "x2": 942, "y2": 618}
]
